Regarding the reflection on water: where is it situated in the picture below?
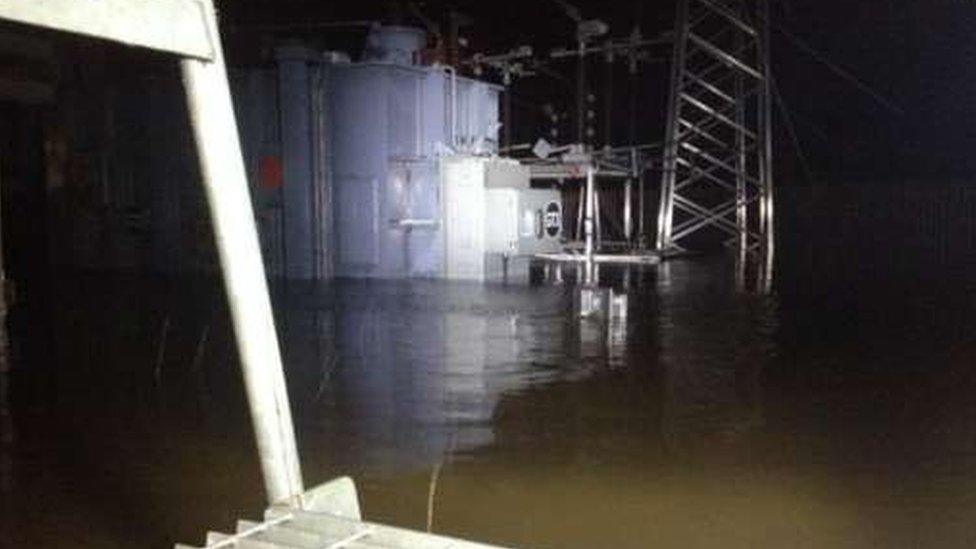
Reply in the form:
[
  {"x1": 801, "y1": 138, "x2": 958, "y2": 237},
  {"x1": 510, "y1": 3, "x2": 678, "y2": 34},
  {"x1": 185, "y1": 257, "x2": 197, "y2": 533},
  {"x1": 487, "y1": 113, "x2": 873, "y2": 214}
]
[
  {"x1": 287, "y1": 281, "x2": 587, "y2": 472},
  {"x1": 657, "y1": 260, "x2": 774, "y2": 462},
  {"x1": 4, "y1": 257, "x2": 976, "y2": 547}
]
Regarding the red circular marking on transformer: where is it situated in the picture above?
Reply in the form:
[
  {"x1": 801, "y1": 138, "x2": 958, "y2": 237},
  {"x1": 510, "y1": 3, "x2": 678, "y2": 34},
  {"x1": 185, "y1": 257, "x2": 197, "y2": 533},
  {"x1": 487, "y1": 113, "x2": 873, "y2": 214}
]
[{"x1": 259, "y1": 156, "x2": 283, "y2": 190}]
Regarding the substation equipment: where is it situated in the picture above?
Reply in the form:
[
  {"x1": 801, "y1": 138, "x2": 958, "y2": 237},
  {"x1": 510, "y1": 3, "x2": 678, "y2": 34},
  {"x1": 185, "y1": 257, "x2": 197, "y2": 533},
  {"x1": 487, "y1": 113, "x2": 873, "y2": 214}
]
[
  {"x1": 232, "y1": 17, "x2": 682, "y2": 297},
  {"x1": 0, "y1": 2, "x2": 512, "y2": 548},
  {"x1": 0, "y1": 0, "x2": 778, "y2": 545},
  {"x1": 657, "y1": 0, "x2": 775, "y2": 289},
  {"x1": 234, "y1": 26, "x2": 563, "y2": 283}
]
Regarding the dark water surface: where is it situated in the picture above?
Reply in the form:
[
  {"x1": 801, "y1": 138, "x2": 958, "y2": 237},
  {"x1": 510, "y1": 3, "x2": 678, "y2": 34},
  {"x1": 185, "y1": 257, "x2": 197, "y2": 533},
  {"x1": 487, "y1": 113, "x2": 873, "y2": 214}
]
[{"x1": 3, "y1": 255, "x2": 976, "y2": 548}]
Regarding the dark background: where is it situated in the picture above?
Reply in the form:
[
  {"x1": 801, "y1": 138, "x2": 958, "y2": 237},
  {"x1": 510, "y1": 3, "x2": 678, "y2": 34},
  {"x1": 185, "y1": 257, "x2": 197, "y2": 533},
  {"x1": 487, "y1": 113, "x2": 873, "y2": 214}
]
[{"x1": 217, "y1": 0, "x2": 976, "y2": 181}]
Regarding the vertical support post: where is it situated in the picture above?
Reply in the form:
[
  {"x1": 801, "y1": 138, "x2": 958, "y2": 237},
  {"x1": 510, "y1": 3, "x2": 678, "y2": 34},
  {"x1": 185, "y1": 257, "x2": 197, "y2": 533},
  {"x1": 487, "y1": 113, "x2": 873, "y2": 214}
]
[
  {"x1": 502, "y1": 83, "x2": 512, "y2": 152},
  {"x1": 629, "y1": 48, "x2": 643, "y2": 246},
  {"x1": 638, "y1": 162, "x2": 646, "y2": 246},
  {"x1": 180, "y1": 0, "x2": 304, "y2": 505},
  {"x1": 624, "y1": 177, "x2": 633, "y2": 243},
  {"x1": 593, "y1": 182, "x2": 603, "y2": 249},
  {"x1": 576, "y1": 41, "x2": 587, "y2": 145},
  {"x1": 310, "y1": 66, "x2": 333, "y2": 281},
  {"x1": 584, "y1": 164, "x2": 595, "y2": 285},
  {"x1": 575, "y1": 180, "x2": 586, "y2": 240},
  {"x1": 734, "y1": 248, "x2": 746, "y2": 291},
  {"x1": 628, "y1": 147, "x2": 639, "y2": 245},
  {"x1": 759, "y1": 0, "x2": 775, "y2": 292},
  {"x1": 603, "y1": 51, "x2": 613, "y2": 147},
  {"x1": 656, "y1": 0, "x2": 690, "y2": 251},
  {"x1": 734, "y1": 4, "x2": 748, "y2": 255}
]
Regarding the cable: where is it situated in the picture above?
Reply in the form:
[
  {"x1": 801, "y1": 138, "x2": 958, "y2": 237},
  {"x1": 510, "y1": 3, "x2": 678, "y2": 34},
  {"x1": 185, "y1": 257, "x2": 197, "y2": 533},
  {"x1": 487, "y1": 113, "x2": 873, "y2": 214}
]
[
  {"x1": 771, "y1": 73, "x2": 815, "y2": 185},
  {"x1": 773, "y1": 25, "x2": 905, "y2": 117}
]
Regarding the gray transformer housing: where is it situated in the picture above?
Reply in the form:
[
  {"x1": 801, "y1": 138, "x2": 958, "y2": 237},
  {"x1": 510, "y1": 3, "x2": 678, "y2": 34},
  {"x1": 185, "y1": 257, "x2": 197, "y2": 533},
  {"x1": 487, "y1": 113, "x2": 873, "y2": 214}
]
[
  {"x1": 330, "y1": 61, "x2": 500, "y2": 278},
  {"x1": 231, "y1": 34, "x2": 561, "y2": 281}
]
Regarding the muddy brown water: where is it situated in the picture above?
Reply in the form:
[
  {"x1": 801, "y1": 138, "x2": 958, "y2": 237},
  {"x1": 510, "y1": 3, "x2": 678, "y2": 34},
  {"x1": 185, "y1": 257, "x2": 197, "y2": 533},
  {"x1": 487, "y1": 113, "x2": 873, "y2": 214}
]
[{"x1": 3, "y1": 256, "x2": 976, "y2": 548}]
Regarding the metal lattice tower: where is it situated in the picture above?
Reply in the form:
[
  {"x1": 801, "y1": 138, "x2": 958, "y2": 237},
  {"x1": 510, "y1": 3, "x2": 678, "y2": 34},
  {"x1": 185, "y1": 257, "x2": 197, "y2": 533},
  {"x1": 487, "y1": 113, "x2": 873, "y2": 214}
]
[{"x1": 656, "y1": 0, "x2": 774, "y2": 258}]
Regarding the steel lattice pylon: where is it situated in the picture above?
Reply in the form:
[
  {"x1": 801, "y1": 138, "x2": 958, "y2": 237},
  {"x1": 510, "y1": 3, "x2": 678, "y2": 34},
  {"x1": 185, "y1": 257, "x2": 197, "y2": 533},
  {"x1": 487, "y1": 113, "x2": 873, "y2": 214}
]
[{"x1": 656, "y1": 0, "x2": 774, "y2": 261}]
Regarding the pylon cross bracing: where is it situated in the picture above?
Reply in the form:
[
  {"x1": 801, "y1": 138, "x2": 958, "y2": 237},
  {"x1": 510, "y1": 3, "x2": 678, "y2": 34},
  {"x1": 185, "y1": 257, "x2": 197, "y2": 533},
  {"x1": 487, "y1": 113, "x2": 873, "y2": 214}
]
[{"x1": 657, "y1": 0, "x2": 774, "y2": 257}]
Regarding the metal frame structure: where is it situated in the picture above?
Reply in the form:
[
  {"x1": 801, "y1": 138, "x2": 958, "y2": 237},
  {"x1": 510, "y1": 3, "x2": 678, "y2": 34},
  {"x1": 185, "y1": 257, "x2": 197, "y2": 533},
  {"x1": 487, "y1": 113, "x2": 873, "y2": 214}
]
[
  {"x1": 526, "y1": 149, "x2": 660, "y2": 293},
  {"x1": 526, "y1": 144, "x2": 658, "y2": 249},
  {"x1": 656, "y1": 0, "x2": 774, "y2": 266}
]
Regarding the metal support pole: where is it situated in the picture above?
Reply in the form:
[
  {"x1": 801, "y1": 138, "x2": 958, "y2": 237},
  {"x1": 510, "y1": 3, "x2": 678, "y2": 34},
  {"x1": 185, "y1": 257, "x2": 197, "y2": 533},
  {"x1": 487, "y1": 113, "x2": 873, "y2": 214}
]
[
  {"x1": 604, "y1": 51, "x2": 613, "y2": 147},
  {"x1": 180, "y1": 0, "x2": 303, "y2": 506},
  {"x1": 759, "y1": 0, "x2": 775, "y2": 292},
  {"x1": 584, "y1": 164, "x2": 595, "y2": 285},
  {"x1": 593, "y1": 182, "x2": 602, "y2": 249},
  {"x1": 577, "y1": 40, "x2": 587, "y2": 145},
  {"x1": 638, "y1": 167, "x2": 646, "y2": 245},
  {"x1": 630, "y1": 147, "x2": 639, "y2": 244},
  {"x1": 734, "y1": 8, "x2": 748, "y2": 255},
  {"x1": 624, "y1": 178, "x2": 633, "y2": 242},
  {"x1": 656, "y1": 0, "x2": 690, "y2": 251},
  {"x1": 575, "y1": 180, "x2": 586, "y2": 240},
  {"x1": 503, "y1": 83, "x2": 513, "y2": 152}
]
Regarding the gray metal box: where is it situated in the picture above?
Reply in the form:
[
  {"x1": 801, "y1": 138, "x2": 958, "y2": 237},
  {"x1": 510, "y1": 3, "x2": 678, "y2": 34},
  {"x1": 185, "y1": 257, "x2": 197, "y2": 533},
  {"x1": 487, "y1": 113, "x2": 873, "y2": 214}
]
[{"x1": 442, "y1": 156, "x2": 562, "y2": 281}]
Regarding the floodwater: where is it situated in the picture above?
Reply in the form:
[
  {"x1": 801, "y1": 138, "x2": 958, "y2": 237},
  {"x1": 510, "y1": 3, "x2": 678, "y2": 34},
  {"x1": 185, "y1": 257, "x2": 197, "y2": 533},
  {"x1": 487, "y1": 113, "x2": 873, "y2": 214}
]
[{"x1": 4, "y1": 255, "x2": 976, "y2": 548}]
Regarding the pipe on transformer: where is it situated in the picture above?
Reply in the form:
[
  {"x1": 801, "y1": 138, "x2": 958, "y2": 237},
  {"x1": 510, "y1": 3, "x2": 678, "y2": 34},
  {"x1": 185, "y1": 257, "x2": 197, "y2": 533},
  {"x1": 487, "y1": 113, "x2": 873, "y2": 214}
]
[
  {"x1": 446, "y1": 65, "x2": 458, "y2": 148},
  {"x1": 276, "y1": 46, "x2": 316, "y2": 280}
]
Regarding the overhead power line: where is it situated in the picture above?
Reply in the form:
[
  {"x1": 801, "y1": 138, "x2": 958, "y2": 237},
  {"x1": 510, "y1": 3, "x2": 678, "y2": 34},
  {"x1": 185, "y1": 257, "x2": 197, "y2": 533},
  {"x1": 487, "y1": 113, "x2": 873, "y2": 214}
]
[{"x1": 774, "y1": 24, "x2": 905, "y2": 117}]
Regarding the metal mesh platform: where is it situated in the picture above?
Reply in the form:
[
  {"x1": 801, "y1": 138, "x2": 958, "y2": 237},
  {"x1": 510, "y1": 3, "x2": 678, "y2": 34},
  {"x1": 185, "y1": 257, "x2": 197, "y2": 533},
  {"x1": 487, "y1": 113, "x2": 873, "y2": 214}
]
[{"x1": 177, "y1": 478, "x2": 505, "y2": 549}]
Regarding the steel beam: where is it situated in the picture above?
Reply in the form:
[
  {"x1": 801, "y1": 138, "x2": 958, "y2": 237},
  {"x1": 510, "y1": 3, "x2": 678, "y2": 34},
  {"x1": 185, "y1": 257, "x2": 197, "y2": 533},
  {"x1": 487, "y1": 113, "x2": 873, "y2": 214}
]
[
  {"x1": 687, "y1": 32, "x2": 763, "y2": 80},
  {"x1": 181, "y1": 0, "x2": 303, "y2": 505},
  {"x1": 657, "y1": 0, "x2": 774, "y2": 274},
  {"x1": 0, "y1": 0, "x2": 214, "y2": 59},
  {"x1": 695, "y1": 0, "x2": 758, "y2": 37}
]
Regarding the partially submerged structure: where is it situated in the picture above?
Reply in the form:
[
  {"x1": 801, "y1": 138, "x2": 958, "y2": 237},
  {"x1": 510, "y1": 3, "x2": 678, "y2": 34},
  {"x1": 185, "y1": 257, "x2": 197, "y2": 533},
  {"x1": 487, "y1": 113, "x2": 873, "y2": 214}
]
[{"x1": 0, "y1": 1, "x2": 508, "y2": 547}]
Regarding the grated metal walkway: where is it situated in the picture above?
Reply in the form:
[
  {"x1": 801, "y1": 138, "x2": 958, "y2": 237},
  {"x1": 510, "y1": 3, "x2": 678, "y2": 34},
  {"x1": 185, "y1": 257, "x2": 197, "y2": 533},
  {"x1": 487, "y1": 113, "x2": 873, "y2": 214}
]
[{"x1": 177, "y1": 478, "x2": 505, "y2": 549}]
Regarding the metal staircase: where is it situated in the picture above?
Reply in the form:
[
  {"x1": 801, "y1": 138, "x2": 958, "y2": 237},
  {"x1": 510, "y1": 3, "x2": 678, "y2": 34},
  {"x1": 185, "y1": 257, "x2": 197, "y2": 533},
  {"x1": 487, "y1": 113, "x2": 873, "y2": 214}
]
[{"x1": 656, "y1": 0, "x2": 774, "y2": 261}]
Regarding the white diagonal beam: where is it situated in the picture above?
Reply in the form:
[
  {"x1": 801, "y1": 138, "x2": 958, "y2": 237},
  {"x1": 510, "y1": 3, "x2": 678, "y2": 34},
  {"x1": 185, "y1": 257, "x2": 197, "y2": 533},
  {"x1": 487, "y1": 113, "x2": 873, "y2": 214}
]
[{"x1": 0, "y1": 0, "x2": 214, "y2": 60}]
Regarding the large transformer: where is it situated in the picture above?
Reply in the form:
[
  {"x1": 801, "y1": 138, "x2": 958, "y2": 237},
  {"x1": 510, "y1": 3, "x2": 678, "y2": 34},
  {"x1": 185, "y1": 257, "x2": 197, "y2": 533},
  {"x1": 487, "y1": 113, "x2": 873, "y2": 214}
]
[{"x1": 231, "y1": 26, "x2": 559, "y2": 281}]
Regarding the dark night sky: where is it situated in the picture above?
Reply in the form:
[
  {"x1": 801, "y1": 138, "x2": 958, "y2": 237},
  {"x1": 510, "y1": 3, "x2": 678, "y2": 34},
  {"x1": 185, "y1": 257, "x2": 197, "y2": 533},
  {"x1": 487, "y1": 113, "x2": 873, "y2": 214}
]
[
  {"x1": 771, "y1": 1, "x2": 976, "y2": 179},
  {"x1": 215, "y1": 0, "x2": 976, "y2": 181}
]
